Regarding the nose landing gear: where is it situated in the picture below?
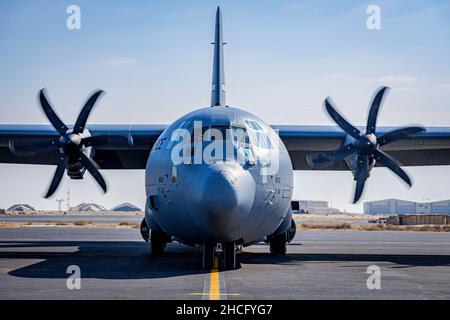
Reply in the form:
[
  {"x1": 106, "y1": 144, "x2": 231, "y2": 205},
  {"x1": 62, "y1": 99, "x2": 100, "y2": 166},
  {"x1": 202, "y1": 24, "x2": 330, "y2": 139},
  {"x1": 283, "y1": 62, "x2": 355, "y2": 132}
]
[
  {"x1": 224, "y1": 242, "x2": 237, "y2": 270},
  {"x1": 202, "y1": 241, "x2": 239, "y2": 270},
  {"x1": 203, "y1": 241, "x2": 215, "y2": 269}
]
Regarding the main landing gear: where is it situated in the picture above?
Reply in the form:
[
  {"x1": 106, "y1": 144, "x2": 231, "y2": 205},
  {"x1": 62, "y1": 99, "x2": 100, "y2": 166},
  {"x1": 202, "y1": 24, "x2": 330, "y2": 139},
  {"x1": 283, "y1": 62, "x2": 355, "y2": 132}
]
[
  {"x1": 202, "y1": 241, "x2": 238, "y2": 270},
  {"x1": 267, "y1": 219, "x2": 296, "y2": 256},
  {"x1": 140, "y1": 218, "x2": 171, "y2": 256},
  {"x1": 269, "y1": 232, "x2": 287, "y2": 256},
  {"x1": 151, "y1": 230, "x2": 169, "y2": 256}
]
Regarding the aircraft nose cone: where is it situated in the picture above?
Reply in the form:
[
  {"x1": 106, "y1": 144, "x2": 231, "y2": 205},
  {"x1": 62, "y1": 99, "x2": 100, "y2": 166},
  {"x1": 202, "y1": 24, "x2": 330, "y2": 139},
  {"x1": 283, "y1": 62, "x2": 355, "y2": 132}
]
[
  {"x1": 204, "y1": 167, "x2": 239, "y2": 215},
  {"x1": 188, "y1": 163, "x2": 256, "y2": 238}
]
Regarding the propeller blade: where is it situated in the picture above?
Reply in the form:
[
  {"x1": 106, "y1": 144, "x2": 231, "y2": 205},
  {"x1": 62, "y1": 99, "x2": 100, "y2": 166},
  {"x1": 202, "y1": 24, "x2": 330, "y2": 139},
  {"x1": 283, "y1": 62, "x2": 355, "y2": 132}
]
[
  {"x1": 374, "y1": 150, "x2": 412, "y2": 187},
  {"x1": 81, "y1": 134, "x2": 132, "y2": 148},
  {"x1": 324, "y1": 98, "x2": 361, "y2": 139},
  {"x1": 45, "y1": 153, "x2": 67, "y2": 198},
  {"x1": 39, "y1": 89, "x2": 68, "y2": 135},
  {"x1": 73, "y1": 90, "x2": 104, "y2": 134},
  {"x1": 353, "y1": 155, "x2": 369, "y2": 204},
  {"x1": 11, "y1": 139, "x2": 60, "y2": 156},
  {"x1": 366, "y1": 86, "x2": 390, "y2": 135},
  {"x1": 307, "y1": 143, "x2": 358, "y2": 169},
  {"x1": 78, "y1": 152, "x2": 107, "y2": 193},
  {"x1": 377, "y1": 126, "x2": 425, "y2": 146}
]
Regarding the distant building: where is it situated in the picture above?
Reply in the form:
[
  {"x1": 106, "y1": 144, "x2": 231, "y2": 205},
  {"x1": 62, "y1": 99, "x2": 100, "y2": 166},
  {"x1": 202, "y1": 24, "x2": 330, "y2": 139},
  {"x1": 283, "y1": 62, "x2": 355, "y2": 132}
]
[
  {"x1": 71, "y1": 203, "x2": 107, "y2": 212},
  {"x1": 110, "y1": 203, "x2": 141, "y2": 212},
  {"x1": 364, "y1": 199, "x2": 450, "y2": 215},
  {"x1": 7, "y1": 204, "x2": 36, "y2": 212},
  {"x1": 291, "y1": 200, "x2": 340, "y2": 214}
]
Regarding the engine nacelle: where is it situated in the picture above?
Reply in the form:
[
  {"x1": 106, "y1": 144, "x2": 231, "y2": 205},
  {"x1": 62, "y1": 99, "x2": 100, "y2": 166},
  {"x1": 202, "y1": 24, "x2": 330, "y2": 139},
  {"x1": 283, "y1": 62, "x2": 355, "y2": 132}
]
[
  {"x1": 342, "y1": 135, "x2": 375, "y2": 179},
  {"x1": 66, "y1": 128, "x2": 93, "y2": 180}
]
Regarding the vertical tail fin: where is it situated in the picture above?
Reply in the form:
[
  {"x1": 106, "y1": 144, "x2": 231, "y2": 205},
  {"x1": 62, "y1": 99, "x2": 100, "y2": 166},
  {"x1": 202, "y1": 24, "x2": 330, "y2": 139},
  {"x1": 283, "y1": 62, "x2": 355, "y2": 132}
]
[{"x1": 211, "y1": 6, "x2": 226, "y2": 107}]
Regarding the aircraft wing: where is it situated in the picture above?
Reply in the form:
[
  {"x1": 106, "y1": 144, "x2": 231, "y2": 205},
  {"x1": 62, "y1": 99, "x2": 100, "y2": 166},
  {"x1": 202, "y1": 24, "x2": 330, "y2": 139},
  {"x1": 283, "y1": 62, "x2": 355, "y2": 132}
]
[
  {"x1": 2, "y1": 124, "x2": 450, "y2": 171},
  {"x1": 0, "y1": 124, "x2": 167, "y2": 169},
  {"x1": 273, "y1": 125, "x2": 450, "y2": 170}
]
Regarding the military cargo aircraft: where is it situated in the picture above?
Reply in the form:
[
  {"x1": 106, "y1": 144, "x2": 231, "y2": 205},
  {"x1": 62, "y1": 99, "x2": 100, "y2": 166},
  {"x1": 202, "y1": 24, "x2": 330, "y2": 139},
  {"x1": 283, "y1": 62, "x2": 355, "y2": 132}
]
[{"x1": 1, "y1": 7, "x2": 450, "y2": 269}]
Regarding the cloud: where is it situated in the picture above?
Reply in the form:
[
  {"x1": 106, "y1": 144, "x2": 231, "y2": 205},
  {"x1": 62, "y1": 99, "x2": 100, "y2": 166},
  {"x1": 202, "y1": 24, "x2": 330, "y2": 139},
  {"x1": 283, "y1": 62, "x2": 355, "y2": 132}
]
[
  {"x1": 368, "y1": 75, "x2": 417, "y2": 84},
  {"x1": 439, "y1": 84, "x2": 450, "y2": 90},
  {"x1": 104, "y1": 57, "x2": 136, "y2": 67}
]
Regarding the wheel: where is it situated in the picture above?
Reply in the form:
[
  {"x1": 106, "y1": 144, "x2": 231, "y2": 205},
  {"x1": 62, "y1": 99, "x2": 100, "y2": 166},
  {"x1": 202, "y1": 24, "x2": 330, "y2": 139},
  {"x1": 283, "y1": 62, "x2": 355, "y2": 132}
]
[
  {"x1": 286, "y1": 219, "x2": 297, "y2": 243},
  {"x1": 150, "y1": 231, "x2": 167, "y2": 256},
  {"x1": 224, "y1": 241, "x2": 236, "y2": 270},
  {"x1": 203, "y1": 241, "x2": 215, "y2": 269},
  {"x1": 269, "y1": 232, "x2": 287, "y2": 256},
  {"x1": 140, "y1": 218, "x2": 150, "y2": 242}
]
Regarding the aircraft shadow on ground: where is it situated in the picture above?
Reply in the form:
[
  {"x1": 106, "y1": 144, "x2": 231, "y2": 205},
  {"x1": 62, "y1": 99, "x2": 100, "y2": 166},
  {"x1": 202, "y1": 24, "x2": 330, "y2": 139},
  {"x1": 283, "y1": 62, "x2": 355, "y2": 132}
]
[
  {"x1": 240, "y1": 252, "x2": 450, "y2": 269},
  {"x1": 1, "y1": 241, "x2": 450, "y2": 280},
  {"x1": 0, "y1": 241, "x2": 208, "y2": 279}
]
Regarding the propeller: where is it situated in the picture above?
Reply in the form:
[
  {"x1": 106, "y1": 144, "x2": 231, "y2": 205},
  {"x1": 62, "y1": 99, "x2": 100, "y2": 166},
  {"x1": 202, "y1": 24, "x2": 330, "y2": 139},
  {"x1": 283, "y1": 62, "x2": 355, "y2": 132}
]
[
  {"x1": 10, "y1": 88, "x2": 129, "y2": 198},
  {"x1": 307, "y1": 86, "x2": 425, "y2": 204}
]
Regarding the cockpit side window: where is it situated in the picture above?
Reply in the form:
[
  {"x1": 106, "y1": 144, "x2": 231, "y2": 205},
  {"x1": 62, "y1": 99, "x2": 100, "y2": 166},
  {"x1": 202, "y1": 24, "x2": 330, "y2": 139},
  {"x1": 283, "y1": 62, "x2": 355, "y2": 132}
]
[
  {"x1": 255, "y1": 131, "x2": 272, "y2": 150},
  {"x1": 243, "y1": 119, "x2": 273, "y2": 150},
  {"x1": 166, "y1": 119, "x2": 193, "y2": 150},
  {"x1": 244, "y1": 120, "x2": 263, "y2": 131},
  {"x1": 231, "y1": 126, "x2": 255, "y2": 164}
]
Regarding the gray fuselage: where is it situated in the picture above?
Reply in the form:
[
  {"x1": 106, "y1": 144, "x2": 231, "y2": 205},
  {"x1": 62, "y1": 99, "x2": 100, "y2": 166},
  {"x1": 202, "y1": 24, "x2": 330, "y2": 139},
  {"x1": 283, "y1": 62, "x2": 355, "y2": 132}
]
[{"x1": 144, "y1": 106, "x2": 293, "y2": 246}]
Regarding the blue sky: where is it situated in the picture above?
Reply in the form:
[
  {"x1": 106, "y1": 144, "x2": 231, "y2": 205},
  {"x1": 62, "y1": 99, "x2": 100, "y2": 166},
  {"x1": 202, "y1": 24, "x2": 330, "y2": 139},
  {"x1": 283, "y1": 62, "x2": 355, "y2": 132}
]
[{"x1": 0, "y1": 0, "x2": 450, "y2": 212}]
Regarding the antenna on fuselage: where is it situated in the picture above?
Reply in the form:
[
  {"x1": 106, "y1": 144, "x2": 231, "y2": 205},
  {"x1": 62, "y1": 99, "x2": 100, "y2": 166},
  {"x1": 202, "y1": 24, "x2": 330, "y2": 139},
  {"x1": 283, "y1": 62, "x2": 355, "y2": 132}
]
[{"x1": 211, "y1": 6, "x2": 226, "y2": 107}]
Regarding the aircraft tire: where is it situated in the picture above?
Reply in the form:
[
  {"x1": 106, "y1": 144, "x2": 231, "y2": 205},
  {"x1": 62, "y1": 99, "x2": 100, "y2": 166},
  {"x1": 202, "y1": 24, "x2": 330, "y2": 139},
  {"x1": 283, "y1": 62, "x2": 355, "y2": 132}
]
[
  {"x1": 203, "y1": 241, "x2": 215, "y2": 269},
  {"x1": 150, "y1": 231, "x2": 167, "y2": 256},
  {"x1": 140, "y1": 218, "x2": 150, "y2": 242},
  {"x1": 269, "y1": 232, "x2": 287, "y2": 256},
  {"x1": 224, "y1": 241, "x2": 236, "y2": 270}
]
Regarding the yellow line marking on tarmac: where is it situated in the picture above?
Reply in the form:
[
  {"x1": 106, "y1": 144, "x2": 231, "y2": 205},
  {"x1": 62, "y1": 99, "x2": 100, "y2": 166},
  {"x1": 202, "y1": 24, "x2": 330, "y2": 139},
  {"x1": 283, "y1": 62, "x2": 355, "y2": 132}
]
[
  {"x1": 209, "y1": 256, "x2": 220, "y2": 300},
  {"x1": 187, "y1": 255, "x2": 240, "y2": 299},
  {"x1": 186, "y1": 293, "x2": 240, "y2": 296}
]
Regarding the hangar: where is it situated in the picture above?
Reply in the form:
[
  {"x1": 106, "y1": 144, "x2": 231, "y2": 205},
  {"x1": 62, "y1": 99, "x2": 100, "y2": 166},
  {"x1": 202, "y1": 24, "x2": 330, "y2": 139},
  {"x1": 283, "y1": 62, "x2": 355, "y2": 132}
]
[
  {"x1": 71, "y1": 203, "x2": 107, "y2": 212},
  {"x1": 110, "y1": 203, "x2": 141, "y2": 212},
  {"x1": 291, "y1": 200, "x2": 340, "y2": 214},
  {"x1": 7, "y1": 203, "x2": 36, "y2": 212},
  {"x1": 364, "y1": 199, "x2": 450, "y2": 215}
]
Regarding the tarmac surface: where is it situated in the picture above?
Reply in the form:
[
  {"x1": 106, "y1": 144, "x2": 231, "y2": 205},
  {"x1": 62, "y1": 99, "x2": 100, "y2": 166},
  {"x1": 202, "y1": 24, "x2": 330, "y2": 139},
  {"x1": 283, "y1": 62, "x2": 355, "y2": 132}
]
[{"x1": 0, "y1": 227, "x2": 449, "y2": 299}]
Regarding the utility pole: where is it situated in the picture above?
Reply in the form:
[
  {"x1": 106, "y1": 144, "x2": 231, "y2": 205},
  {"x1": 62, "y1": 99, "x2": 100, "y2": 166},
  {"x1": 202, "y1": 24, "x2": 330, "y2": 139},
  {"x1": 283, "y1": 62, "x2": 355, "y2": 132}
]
[
  {"x1": 55, "y1": 199, "x2": 64, "y2": 212},
  {"x1": 66, "y1": 189, "x2": 71, "y2": 213}
]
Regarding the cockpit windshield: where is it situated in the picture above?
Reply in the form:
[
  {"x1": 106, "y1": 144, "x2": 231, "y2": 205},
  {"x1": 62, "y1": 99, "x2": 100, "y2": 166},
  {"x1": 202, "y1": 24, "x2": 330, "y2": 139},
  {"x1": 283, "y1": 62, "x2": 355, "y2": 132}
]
[
  {"x1": 193, "y1": 125, "x2": 230, "y2": 142},
  {"x1": 167, "y1": 116, "x2": 274, "y2": 166}
]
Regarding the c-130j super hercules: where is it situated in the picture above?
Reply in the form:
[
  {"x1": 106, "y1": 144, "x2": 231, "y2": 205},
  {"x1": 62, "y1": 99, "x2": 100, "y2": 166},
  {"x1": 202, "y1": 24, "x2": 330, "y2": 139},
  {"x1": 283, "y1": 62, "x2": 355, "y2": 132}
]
[{"x1": 2, "y1": 7, "x2": 450, "y2": 269}]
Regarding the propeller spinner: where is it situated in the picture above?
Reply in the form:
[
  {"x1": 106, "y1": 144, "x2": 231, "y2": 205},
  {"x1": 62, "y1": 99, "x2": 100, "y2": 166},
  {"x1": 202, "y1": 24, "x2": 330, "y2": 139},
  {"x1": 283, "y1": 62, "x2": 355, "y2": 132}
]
[{"x1": 307, "y1": 86, "x2": 426, "y2": 204}]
